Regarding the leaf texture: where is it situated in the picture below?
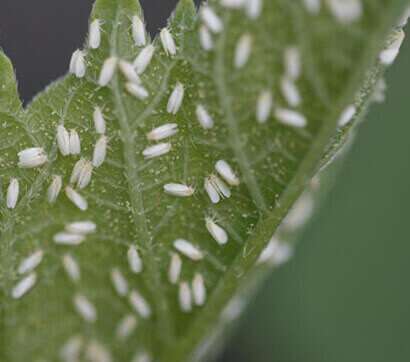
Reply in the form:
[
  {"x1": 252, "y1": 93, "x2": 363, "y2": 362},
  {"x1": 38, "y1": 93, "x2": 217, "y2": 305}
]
[{"x1": 0, "y1": 0, "x2": 407, "y2": 361}]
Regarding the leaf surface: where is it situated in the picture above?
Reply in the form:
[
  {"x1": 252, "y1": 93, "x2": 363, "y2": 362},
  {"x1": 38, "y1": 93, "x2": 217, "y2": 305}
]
[{"x1": 0, "y1": 0, "x2": 407, "y2": 361}]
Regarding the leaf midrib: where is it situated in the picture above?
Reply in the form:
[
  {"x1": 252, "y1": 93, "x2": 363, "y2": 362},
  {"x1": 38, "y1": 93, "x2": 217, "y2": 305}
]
[{"x1": 109, "y1": 6, "x2": 175, "y2": 349}]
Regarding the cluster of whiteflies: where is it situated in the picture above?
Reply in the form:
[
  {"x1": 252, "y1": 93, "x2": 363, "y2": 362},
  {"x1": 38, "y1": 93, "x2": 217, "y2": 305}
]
[
  {"x1": 6, "y1": 2, "x2": 410, "y2": 361},
  {"x1": 60, "y1": 335, "x2": 151, "y2": 362},
  {"x1": 10, "y1": 221, "x2": 95, "y2": 300},
  {"x1": 199, "y1": 1, "x2": 312, "y2": 130},
  {"x1": 303, "y1": 0, "x2": 408, "y2": 67}
]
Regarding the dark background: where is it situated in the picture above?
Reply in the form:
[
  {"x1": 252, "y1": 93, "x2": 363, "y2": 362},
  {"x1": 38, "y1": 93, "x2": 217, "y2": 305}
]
[{"x1": 1, "y1": 1, "x2": 409, "y2": 361}]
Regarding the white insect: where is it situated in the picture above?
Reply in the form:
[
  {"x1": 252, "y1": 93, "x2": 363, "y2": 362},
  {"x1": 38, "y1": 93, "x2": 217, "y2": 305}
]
[
  {"x1": 221, "y1": 297, "x2": 245, "y2": 322},
  {"x1": 179, "y1": 282, "x2": 192, "y2": 312},
  {"x1": 274, "y1": 108, "x2": 307, "y2": 128},
  {"x1": 245, "y1": 0, "x2": 263, "y2": 19},
  {"x1": 221, "y1": 0, "x2": 246, "y2": 8},
  {"x1": 173, "y1": 239, "x2": 204, "y2": 261},
  {"x1": 11, "y1": 273, "x2": 37, "y2": 299},
  {"x1": 199, "y1": 25, "x2": 214, "y2": 51},
  {"x1": 379, "y1": 30, "x2": 405, "y2": 66},
  {"x1": 92, "y1": 135, "x2": 108, "y2": 168},
  {"x1": 234, "y1": 33, "x2": 253, "y2": 69},
  {"x1": 273, "y1": 243, "x2": 294, "y2": 266},
  {"x1": 147, "y1": 123, "x2": 178, "y2": 141},
  {"x1": 127, "y1": 245, "x2": 143, "y2": 274},
  {"x1": 192, "y1": 273, "x2": 206, "y2": 306},
  {"x1": 7, "y1": 178, "x2": 19, "y2": 209},
  {"x1": 256, "y1": 90, "x2": 273, "y2": 124},
  {"x1": 116, "y1": 314, "x2": 138, "y2": 340},
  {"x1": 89, "y1": 19, "x2": 101, "y2": 49},
  {"x1": 18, "y1": 250, "x2": 44, "y2": 275},
  {"x1": 77, "y1": 160, "x2": 93, "y2": 189},
  {"x1": 57, "y1": 125, "x2": 70, "y2": 156},
  {"x1": 93, "y1": 107, "x2": 106, "y2": 134},
  {"x1": 200, "y1": 6, "x2": 223, "y2": 33},
  {"x1": 85, "y1": 341, "x2": 112, "y2": 362},
  {"x1": 60, "y1": 336, "x2": 83, "y2": 362},
  {"x1": 338, "y1": 105, "x2": 356, "y2": 127},
  {"x1": 196, "y1": 104, "x2": 214, "y2": 129},
  {"x1": 68, "y1": 225, "x2": 87, "y2": 246},
  {"x1": 284, "y1": 47, "x2": 301, "y2": 80},
  {"x1": 280, "y1": 77, "x2": 301, "y2": 107},
  {"x1": 282, "y1": 192, "x2": 314, "y2": 229},
  {"x1": 66, "y1": 221, "x2": 96, "y2": 235},
  {"x1": 111, "y1": 268, "x2": 129, "y2": 297},
  {"x1": 372, "y1": 78, "x2": 386, "y2": 104},
  {"x1": 125, "y1": 82, "x2": 149, "y2": 100},
  {"x1": 204, "y1": 175, "x2": 231, "y2": 204},
  {"x1": 167, "y1": 83, "x2": 185, "y2": 114},
  {"x1": 258, "y1": 237, "x2": 293, "y2": 266},
  {"x1": 303, "y1": 0, "x2": 321, "y2": 14},
  {"x1": 163, "y1": 183, "x2": 195, "y2": 197},
  {"x1": 133, "y1": 45, "x2": 155, "y2": 74},
  {"x1": 47, "y1": 175, "x2": 62, "y2": 204},
  {"x1": 129, "y1": 290, "x2": 152, "y2": 319},
  {"x1": 70, "y1": 159, "x2": 93, "y2": 189},
  {"x1": 132, "y1": 352, "x2": 152, "y2": 362},
  {"x1": 204, "y1": 182, "x2": 219, "y2": 205},
  {"x1": 258, "y1": 237, "x2": 280, "y2": 264},
  {"x1": 65, "y1": 186, "x2": 88, "y2": 211},
  {"x1": 53, "y1": 232, "x2": 85, "y2": 246},
  {"x1": 98, "y1": 56, "x2": 118, "y2": 87},
  {"x1": 69, "y1": 49, "x2": 86, "y2": 78},
  {"x1": 326, "y1": 0, "x2": 362, "y2": 24},
  {"x1": 18, "y1": 147, "x2": 48, "y2": 168},
  {"x1": 398, "y1": 6, "x2": 410, "y2": 27},
  {"x1": 168, "y1": 253, "x2": 182, "y2": 284},
  {"x1": 119, "y1": 60, "x2": 141, "y2": 84},
  {"x1": 142, "y1": 143, "x2": 172, "y2": 159},
  {"x1": 74, "y1": 294, "x2": 97, "y2": 323},
  {"x1": 132, "y1": 15, "x2": 146, "y2": 47},
  {"x1": 69, "y1": 129, "x2": 81, "y2": 155},
  {"x1": 62, "y1": 254, "x2": 81, "y2": 282},
  {"x1": 160, "y1": 28, "x2": 177, "y2": 56},
  {"x1": 70, "y1": 159, "x2": 86, "y2": 185},
  {"x1": 205, "y1": 217, "x2": 228, "y2": 245},
  {"x1": 215, "y1": 160, "x2": 240, "y2": 186}
]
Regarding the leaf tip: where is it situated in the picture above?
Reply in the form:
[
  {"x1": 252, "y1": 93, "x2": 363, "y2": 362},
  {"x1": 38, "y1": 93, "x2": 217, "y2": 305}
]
[{"x1": 0, "y1": 49, "x2": 21, "y2": 112}]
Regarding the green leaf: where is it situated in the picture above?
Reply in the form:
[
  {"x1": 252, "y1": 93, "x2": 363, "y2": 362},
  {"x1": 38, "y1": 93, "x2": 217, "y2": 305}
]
[{"x1": 0, "y1": 0, "x2": 407, "y2": 361}]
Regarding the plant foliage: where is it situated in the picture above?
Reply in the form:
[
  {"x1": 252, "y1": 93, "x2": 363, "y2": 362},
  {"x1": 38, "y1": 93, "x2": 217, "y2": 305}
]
[{"x1": 0, "y1": 0, "x2": 407, "y2": 361}]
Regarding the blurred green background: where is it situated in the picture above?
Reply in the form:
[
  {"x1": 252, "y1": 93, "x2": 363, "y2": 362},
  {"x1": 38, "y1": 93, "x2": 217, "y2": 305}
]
[{"x1": 221, "y1": 34, "x2": 410, "y2": 362}]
